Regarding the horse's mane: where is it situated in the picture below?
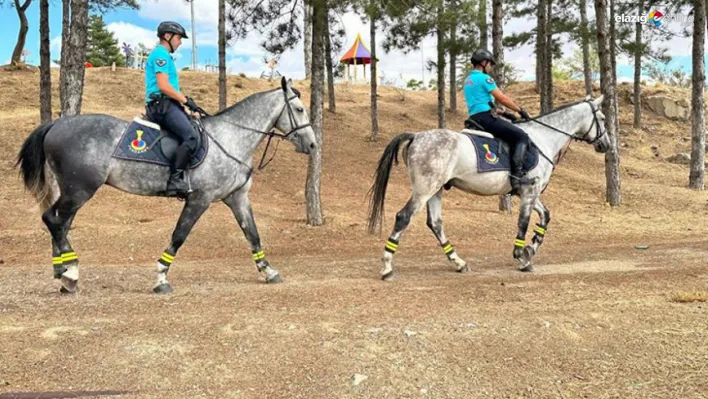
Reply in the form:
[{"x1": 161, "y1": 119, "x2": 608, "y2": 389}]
[
  {"x1": 514, "y1": 99, "x2": 588, "y2": 125},
  {"x1": 210, "y1": 87, "x2": 282, "y2": 117}
]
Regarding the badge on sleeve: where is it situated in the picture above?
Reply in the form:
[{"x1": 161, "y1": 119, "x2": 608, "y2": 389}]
[
  {"x1": 156, "y1": 59, "x2": 167, "y2": 67},
  {"x1": 486, "y1": 77, "x2": 495, "y2": 84}
]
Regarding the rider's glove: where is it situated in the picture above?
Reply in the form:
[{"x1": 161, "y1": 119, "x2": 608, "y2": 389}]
[
  {"x1": 183, "y1": 96, "x2": 201, "y2": 113},
  {"x1": 519, "y1": 108, "x2": 531, "y2": 121}
]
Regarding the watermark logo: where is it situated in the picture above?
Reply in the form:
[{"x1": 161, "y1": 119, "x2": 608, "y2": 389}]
[
  {"x1": 616, "y1": 9, "x2": 691, "y2": 26},
  {"x1": 647, "y1": 10, "x2": 663, "y2": 26}
]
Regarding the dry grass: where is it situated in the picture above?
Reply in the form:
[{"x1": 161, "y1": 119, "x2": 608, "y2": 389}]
[{"x1": 671, "y1": 291, "x2": 708, "y2": 303}]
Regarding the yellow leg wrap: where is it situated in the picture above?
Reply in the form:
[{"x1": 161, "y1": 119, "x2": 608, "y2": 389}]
[
  {"x1": 534, "y1": 226, "x2": 546, "y2": 236},
  {"x1": 61, "y1": 252, "x2": 78, "y2": 262},
  {"x1": 514, "y1": 239, "x2": 525, "y2": 248},
  {"x1": 252, "y1": 251, "x2": 265, "y2": 261},
  {"x1": 384, "y1": 239, "x2": 399, "y2": 253},
  {"x1": 159, "y1": 252, "x2": 174, "y2": 266},
  {"x1": 52, "y1": 257, "x2": 63, "y2": 265},
  {"x1": 442, "y1": 242, "x2": 454, "y2": 255}
]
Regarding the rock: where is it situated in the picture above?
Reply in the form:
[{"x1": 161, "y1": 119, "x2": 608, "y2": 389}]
[
  {"x1": 0, "y1": 258, "x2": 4, "y2": 264},
  {"x1": 645, "y1": 95, "x2": 690, "y2": 120},
  {"x1": 666, "y1": 152, "x2": 691, "y2": 164},
  {"x1": 404, "y1": 329, "x2": 418, "y2": 338},
  {"x1": 352, "y1": 374, "x2": 368, "y2": 386}
]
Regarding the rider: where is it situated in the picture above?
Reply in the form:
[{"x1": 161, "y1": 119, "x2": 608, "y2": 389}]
[
  {"x1": 463, "y1": 48, "x2": 535, "y2": 191},
  {"x1": 145, "y1": 21, "x2": 203, "y2": 197}
]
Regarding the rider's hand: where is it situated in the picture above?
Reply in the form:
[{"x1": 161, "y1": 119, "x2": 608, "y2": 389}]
[
  {"x1": 519, "y1": 108, "x2": 531, "y2": 121},
  {"x1": 184, "y1": 96, "x2": 201, "y2": 113}
]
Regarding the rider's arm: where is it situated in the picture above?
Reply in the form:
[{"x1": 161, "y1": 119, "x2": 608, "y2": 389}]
[
  {"x1": 490, "y1": 88, "x2": 523, "y2": 113},
  {"x1": 156, "y1": 72, "x2": 188, "y2": 105}
]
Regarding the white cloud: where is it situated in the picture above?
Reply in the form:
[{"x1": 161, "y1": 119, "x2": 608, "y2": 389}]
[{"x1": 106, "y1": 21, "x2": 159, "y2": 49}]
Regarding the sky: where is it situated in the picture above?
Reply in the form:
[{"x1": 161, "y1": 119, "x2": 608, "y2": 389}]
[{"x1": 0, "y1": 0, "x2": 703, "y2": 86}]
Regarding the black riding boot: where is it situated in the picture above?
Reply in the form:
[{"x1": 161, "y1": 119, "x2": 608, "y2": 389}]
[
  {"x1": 166, "y1": 144, "x2": 191, "y2": 197},
  {"x1": 510, "y1": 141, "x2": 535, "y2": 191}
]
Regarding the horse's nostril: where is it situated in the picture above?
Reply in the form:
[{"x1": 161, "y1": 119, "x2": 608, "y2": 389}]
[{"x1": 309, "y1": 143, "x2": 316, "y2": 150}]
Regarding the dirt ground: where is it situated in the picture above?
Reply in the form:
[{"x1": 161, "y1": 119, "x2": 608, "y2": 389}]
[{"x1": 0, "y1": 69, "x2": 706, "y2": 398}]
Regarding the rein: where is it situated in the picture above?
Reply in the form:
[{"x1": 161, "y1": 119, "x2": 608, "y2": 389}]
[{"x1": 514, "y1": 100, "x2": 605, "y2": 168}]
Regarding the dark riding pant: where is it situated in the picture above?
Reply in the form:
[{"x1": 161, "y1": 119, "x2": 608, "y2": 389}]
[
  {"x1": 146, "y1": 97, "x2": 199, "y2": 153},
  {"x1": 469, "y1": 110, "x2": 528, "y2": 147}
]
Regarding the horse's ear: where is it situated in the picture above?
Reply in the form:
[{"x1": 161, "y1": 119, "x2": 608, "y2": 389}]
[
  {"x1": 281, "y1": 76, "x2": 287, "y2": 92},
  {"x1": 593, "y1": 94, "x2": 604, "y2": 107},
  {"x1": 287, "y1": 78, "x2": 293, "y2": 88},
  {"x1": 585, "y1": 94, "x2": 592, "y2": 101}
]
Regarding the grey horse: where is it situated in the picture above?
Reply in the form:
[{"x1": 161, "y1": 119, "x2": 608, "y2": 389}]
[
  {"x1": 367, "y1": 95, "x2": 609, "y2": 279},
  {"x1": 16, "y1": 77, "x2": 317, "y2": 294}
]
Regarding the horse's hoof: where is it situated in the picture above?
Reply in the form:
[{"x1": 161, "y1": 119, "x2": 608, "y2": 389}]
[
  {"x1": 153, "y1": 283, "x2": 174, "y2": 294},
  {"x1": 381, "y1": 272, "x2": 395, "y2": 281},
  {"x1": 519, "y1": 264, "x2": 534, "y2": 273},
  {"x1": 266, "y1": 274, "x2": 283, "y2": 284},
  {"x1": 523, "y1": 246, "x2": 536, "y2": 260},
  {"x1": 456, "y1": 264, "x2": 469, "y2": 273},
  {"x1": 59, "y1": 285, "x2": 78, "y2": 295}
]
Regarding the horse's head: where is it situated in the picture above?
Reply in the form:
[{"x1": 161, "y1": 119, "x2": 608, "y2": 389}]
[
  {"x1": 583, "y1": 95, "x2": 610, "y2": 153},
  {"x1": 274, "y1": 77, "x2": 318, "y2": 155}
]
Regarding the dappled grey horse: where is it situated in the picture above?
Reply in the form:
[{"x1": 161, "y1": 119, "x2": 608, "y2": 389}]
[
  {"x1": 367, "y1": 95, "x2": 609, "y2": 279},
  {"x1": 17, "y1": 77, "x2": 316, "y2": 294}
]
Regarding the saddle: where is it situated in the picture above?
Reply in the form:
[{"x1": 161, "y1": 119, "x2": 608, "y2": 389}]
[
  {"x1": 111, "y1": 117, "x2": 209, "y2": 169},
  {"x1": 459, "y1": 118, "x2": 539, "y2": 174}
]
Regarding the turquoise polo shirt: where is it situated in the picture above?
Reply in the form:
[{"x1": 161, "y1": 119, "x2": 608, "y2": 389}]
[
  {"x1": 145, "y1": 45, "x2": 180, "y2": 103},
  {"x1": 463, "y1": 70, "x2": 498, "y2": 116}
]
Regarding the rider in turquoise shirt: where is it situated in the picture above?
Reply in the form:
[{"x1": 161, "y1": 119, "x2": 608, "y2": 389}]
[
  {"x1": 144, "y1": 21, "x2": 204, "y2": 198},
  {"x1": 463, "y1": 48, "x2": 534, "y2": 192}
]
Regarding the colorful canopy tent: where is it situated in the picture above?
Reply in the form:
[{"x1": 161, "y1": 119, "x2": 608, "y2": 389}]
[{"x1": 340, "y1": 33, "x2": 378, "y2": 82}]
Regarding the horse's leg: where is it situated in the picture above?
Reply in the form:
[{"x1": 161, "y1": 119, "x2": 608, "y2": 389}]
[
  {"x1": 223, "y1": 186, "x2": 282, "y2": 284},
  {"x1": 513, "y1": 191, "x2": 539, "y2": 272},
  {"x1": 381, "y1": 193, "x2": 431, "y2": 281},
  {"x1": 42, "y1": 189, "x2": 96, "y2": 294},
  {"x1": 153, "y1": 196, "x2": 211, "y2": 294},
  {"x1": 426, "y1": 189, "x2": 468, "y2": 273},
  {"x1": 523, "y1": 198, "x2": 551, "y2": 262}
]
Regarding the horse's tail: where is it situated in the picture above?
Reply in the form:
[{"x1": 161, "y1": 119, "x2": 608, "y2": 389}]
[
  {"x1": 16, "y1": 121, "x2": 56, "y2": 212},
  {"x1": 367, "y1": 133, "x2": 416, "y2": 234}
]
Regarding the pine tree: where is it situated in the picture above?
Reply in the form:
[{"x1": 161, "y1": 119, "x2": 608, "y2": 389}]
[{"x1": 86, "y1": 15, "x2": 124, "y2": 67}]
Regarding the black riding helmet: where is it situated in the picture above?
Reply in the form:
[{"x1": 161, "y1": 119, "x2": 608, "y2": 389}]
[
  {"x1": 157, "y1": 21, "x2": 188, "y2": 39},
  {"x1": 471, "y1": 48, "x2": 495, "y2": 66}
]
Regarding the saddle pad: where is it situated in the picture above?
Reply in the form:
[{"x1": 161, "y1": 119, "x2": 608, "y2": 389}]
[
  {"x1": 462, "y1": 132, "x2": 539, "y2": 173},
  {"x1": 111, "y1": 117, "x2": 208, "y2": 169}
]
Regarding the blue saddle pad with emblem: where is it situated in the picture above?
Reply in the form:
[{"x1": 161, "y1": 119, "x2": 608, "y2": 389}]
[
  {"x1": 112, "y1": 118, "x2": 208, "y2": 169},
  {"x1": 463, "y1": 132, "x2": 539, "y2": 173}
]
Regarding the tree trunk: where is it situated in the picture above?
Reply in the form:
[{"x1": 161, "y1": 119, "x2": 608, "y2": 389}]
[
  {"x1": 60, "y1": 0, "x2": 70, "y2": 109},
  {"x1": 449, "y1": 12, "x2": 457, "y2": 113},
  {"x1": 689, "y1": 0, "x2": 706, "y2": 189},
  {"x1": 11, "y1": 0, "x2": 32, "y2": 65},
  {"x1": 218, "y1": 0, "x2": 227, "y2": 111},
  {"x1": 324, "y1": 9, "x2": 335, "y2": 113},
  {"x1": 535, "y1": 0, "x2": 546, "y2": 95},
  {"x1": 306, "y1": 0, "x2": 325, "y2": 226},
  {"x1": 493, "y1": 0, "x2": 512, "y2": 213},
  {"x1": 39, "y1": 0, "x2": 52, "y2": 124},
  {"x1": 370, "y1": 10, "x2": 378, "y2": 141},
  {"x1": 595, "y1": 0, "x2": 621, "y2": 206},
  {"x1": 632, "y1": 0, "x2": 643, "y2": 128},
  {"x1": 436, "y1": 0, "x2": 446, "y2": 129},
  {"x1": 479, "y1": 0, "x2": 488, "y2": 50},
  {"x1": 542, "y1": 0, "x2": 553, "y2": 113},
  {"x1": 304, "y1": 0, "x2": 313, "y2": 79},
  {"x1": 579, "y1": 0, "x2": 592, "y2": 96},
  {"x1": 609, "y1": 0, "x2": 619, "y2": 136},
  {"x1": 61, "y1": 0, "x2": 89, "y2": 116}
]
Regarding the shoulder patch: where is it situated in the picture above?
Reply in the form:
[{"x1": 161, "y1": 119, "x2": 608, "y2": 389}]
[
  {"x1": 156, "y1": 59, "x2": 167, "y2": 67},
  {"x1": 486, "y1": 77, "x2": 495, "y2": 85}
]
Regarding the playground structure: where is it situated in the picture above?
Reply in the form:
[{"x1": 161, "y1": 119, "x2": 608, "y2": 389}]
[{"x1": 340, "y1": 33, "x2": 378, "y2": 84}]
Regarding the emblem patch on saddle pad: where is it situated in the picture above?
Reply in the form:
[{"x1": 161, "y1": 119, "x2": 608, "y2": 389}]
[
  {"x1": 111, "y1": 117, "x2": 208, "y2": 169},
  {"x1": 462, "y1": 132, "x2": 539, "y2": 173}
]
